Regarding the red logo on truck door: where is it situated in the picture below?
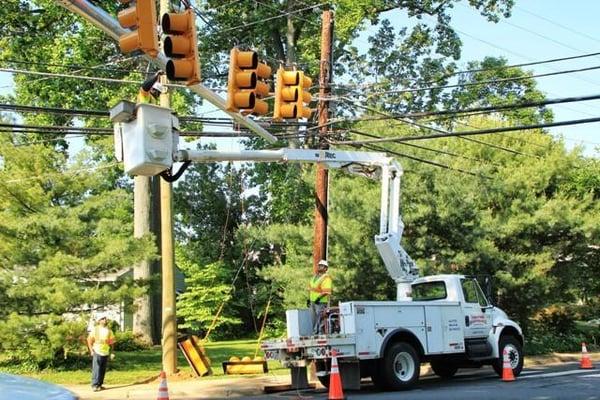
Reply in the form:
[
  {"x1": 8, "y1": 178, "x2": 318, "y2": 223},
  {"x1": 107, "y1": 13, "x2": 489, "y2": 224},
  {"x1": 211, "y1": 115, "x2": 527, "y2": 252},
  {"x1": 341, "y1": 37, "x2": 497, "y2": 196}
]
[{"x1": 469, "y1": 314, "x2": 486, "y2": 325}]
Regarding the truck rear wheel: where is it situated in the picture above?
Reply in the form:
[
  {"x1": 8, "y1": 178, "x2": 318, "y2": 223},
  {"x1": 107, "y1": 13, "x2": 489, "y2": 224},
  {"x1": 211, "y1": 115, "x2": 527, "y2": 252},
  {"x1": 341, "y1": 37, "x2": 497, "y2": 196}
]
[
  {"x1": 493, "y1": 335, "x2": 524, "y2": 377},
  {"x1": 382, "y1": 342, "x2": 420, "y2": 390},
  {"x1": 431, "y1": 361, "x2": 458, "y2": 378}
]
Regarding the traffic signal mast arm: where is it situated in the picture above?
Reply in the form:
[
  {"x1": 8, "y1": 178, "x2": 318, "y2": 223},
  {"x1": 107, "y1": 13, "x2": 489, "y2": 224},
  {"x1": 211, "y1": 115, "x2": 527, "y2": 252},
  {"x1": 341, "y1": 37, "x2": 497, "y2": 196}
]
[
  {"x1": 56, "y1": 0, "x2": 277, "y2": 143},
  {"x1": 174, "y1": 147, "x2": 419, "y2": 293}
]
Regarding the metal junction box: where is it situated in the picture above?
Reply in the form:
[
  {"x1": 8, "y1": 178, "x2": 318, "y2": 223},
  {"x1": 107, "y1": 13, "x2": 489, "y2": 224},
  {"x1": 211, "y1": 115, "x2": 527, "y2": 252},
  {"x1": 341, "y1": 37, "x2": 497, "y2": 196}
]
[{"x1": 114, "y1": 103, "x2": 176, "y2": 176}]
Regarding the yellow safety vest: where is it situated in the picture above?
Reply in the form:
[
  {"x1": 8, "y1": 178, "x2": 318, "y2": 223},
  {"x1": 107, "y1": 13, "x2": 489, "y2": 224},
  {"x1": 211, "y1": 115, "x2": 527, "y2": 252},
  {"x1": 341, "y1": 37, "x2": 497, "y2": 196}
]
[
  {"x1": 137, "y1": 90, "x2": 154, "y2": 104},
  {"x1": 309, "y1": 273, "x2": 332, "y2": 303},
  {"x1": 90, "y1": 326, "x2": 115, "y2": 356}
]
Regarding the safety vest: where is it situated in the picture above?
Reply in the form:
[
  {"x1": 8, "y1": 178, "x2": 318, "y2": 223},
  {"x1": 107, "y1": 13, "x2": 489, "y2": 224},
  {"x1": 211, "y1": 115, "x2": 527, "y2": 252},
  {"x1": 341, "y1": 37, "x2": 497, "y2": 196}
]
[
  {"x1": 309, "y1": 273, "x2": 332, "y2": 303},
  {"x1": 90, "y1": 326, "x2": 115, "y2": 356},
  {"x1": 137, "y1": 90, "x2": 154, "y2": 104}
]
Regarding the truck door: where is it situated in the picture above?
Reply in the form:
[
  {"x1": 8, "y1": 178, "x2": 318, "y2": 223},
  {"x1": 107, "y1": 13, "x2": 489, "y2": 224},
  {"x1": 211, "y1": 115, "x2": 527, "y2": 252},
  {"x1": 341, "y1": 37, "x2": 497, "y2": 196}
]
[{"x1": 460, "y1": 278, "x2": 492, "y2": 338}]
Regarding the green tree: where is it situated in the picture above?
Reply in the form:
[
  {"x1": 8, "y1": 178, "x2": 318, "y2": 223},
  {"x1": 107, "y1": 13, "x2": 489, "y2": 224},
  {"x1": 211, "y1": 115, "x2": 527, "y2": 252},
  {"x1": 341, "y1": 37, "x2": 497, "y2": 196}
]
[{"x1": 0, "y1": 133, "x2": 154, "y2": 367}]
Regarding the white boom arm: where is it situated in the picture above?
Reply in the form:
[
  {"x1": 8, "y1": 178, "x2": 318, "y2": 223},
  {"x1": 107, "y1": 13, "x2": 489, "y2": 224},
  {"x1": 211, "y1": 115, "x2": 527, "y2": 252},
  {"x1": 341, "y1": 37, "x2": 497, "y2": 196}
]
[
  {"x1": 111, "y1": 104, "x2": 418, "y2": 299},
  {"x1": 178, "y1": 148, "x2": 420, "y2": 299}
]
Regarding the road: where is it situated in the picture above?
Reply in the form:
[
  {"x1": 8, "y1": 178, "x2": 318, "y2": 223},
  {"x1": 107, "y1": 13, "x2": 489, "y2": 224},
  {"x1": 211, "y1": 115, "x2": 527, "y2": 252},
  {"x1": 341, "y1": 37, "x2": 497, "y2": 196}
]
[{"x1": 239, "y1": 363, "x2": 599, "y2": 400}]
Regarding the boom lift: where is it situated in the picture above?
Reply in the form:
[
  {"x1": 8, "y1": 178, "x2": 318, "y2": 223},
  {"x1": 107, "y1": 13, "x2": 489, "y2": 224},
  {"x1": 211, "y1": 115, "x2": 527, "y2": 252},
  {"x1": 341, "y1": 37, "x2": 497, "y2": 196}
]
[{"x1": 111, "y1": 103, "x2": 524, "y2": 392}]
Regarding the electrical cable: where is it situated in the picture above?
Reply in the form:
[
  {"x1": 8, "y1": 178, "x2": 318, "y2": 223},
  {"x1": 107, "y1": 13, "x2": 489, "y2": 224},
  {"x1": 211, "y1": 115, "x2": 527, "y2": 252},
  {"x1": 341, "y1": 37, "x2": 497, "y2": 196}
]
[
  {"x1": 333, "y1": 116, "x2": 600, "y2": 146},
  {"x1": 363, "y1": 64, "x2": 600, "y2": 97},
  {"x1": 216, "y1": 2, "x2": 326, "y2": 34}
]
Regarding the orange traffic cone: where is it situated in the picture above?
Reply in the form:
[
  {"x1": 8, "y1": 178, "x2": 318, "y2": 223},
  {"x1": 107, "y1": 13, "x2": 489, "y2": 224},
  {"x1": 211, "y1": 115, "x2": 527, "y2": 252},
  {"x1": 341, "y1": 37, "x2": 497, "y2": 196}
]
[
  {"x1": 580, "y1": 342, "x2": 594, "y2": 369},
  {"x1": 501, "y1": 348, "x2": 515, "y2": 382},
  {"x1": 157, "y1": 371, "x2": 169, "y2": 400},
  {"x1": 328, "y1": 350, "x2": 346, "y2": 400}
]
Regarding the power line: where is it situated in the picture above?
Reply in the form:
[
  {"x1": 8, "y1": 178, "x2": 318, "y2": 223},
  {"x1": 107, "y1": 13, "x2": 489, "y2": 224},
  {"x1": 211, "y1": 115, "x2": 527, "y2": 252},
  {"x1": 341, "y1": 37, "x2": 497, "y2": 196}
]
[
  {"x1": 514, "y1": 6, "x2": 600, "y2": 45},
  {"x1": 330, "y1": 51, "x2": 600, "y2": 93},
  {"x1": 363, "y1": 64, "x2": 600, "y2": 98},
  {"x1": 361, "y1": 143, "x2": 490, "y2": 179},
  {"x1": 0, "y1": 58, "x2": 153, "y2": 76},
  {"x1": 333, "y1": 117, "x2": 600, "y2": 146},
  {"x1": 217, "y1": 2, "x2": 326, "y2": 34},
  {"x1": 340, "y1": 93, "x2": 600, "y2": 123},
  {"x1": 350, "y1": 128, "x2": 500, "y2": 166}
]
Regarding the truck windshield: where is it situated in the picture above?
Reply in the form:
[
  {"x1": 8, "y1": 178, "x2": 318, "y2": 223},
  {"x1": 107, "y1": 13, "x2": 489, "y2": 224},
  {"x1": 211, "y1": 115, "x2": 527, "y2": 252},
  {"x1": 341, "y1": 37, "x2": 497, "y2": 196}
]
[{"x1": 411, "y1": 281, "x2": 447, "y2": 301}]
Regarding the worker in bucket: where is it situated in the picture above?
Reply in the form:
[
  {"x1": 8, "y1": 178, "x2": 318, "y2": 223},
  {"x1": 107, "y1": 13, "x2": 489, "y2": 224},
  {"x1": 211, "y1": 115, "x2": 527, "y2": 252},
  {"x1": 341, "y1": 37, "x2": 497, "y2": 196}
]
[
  {"x1": 309, "y1": 259, "x2": 332, "y2": 334},
  {"x1": 87, "y1": 313, "x2": 116, "y2": 392},
  {"x1": 137, "y1": 71, "x2": 164, "y2": 104}
]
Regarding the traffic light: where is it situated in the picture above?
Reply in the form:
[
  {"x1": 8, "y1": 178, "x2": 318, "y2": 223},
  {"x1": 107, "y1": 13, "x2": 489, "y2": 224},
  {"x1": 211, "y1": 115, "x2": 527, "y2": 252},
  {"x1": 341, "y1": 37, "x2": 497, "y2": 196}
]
[
  {"x1": 297, "y1": 71, "x2": 313, "y2": 119},
  {"x1": 117, "y1": 0, "x2": 159, "y2": 57},
  {"x1": 226, "y1": 48, "x2": 272, "y2": 115},
  {"x1": 161, "y1": 9, "x2": 200, "y2": 85},
  {"x1": 273, "y1": 68, "x2": 313, "y2": 120}
]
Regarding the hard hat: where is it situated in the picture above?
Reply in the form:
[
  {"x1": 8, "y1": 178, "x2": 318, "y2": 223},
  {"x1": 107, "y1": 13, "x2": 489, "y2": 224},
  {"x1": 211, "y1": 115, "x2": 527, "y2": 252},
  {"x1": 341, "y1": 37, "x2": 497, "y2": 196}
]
[
  {"x1": 95, "y1": 312, "x2": 109, "y2": 321},
  {"x1": 318, "y1": 259, "x2": 328, "y2": 267}
]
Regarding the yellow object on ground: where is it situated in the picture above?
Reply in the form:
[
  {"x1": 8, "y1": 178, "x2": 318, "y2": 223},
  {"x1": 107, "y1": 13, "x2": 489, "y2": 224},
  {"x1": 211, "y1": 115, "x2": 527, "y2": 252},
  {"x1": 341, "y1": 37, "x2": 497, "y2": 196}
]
[
  {"x1": 178, "y1": 335, "x2": 212, "y2": 377},
  {"x1": 222, "y1": 356, "x2": 268, "y2": 375}
]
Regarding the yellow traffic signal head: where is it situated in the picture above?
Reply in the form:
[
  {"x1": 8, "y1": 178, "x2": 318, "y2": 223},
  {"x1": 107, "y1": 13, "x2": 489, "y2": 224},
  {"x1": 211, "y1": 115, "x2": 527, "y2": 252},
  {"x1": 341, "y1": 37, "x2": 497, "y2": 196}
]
[
  {"x1": 274, "y1": 69, "x2": 312, "y2": 120},
  {"x1": 227, "y1": 48, "x2": 271, "y2": 115},
  {"x1": 161, "y1": 9, "x2": 200, "y2": 85},
  {"x1": 117, "y1": 0, "x2": 159, "y2": 58}
]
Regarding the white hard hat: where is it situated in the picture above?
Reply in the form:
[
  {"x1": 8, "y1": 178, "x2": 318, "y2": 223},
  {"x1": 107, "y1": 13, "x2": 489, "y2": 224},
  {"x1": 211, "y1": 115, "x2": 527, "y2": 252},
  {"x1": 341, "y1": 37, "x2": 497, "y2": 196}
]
[
  {"x1": 318, "y1": 259, "x2": 328, "y2": 267},
  {"x1": 95, "y1": 312, "x2": 109, "y2": 321}
]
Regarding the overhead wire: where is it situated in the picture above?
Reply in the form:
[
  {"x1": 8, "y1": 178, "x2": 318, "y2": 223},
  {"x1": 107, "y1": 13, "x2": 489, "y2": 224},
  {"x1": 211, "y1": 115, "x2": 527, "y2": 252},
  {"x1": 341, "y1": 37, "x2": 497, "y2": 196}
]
[
  {"x1": 217, "y1": 2, "x2": 326, "y2": 34},
  {"x1": 514, "y1": 6, "x2": 600, "y2": 44},
  {"x1": 333, "y1": 116, "x2": 600, "y2": 146}
]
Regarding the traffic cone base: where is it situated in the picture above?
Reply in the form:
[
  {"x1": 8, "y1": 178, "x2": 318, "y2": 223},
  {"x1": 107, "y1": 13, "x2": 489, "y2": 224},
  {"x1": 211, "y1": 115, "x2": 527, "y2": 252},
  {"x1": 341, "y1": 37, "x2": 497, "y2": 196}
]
[
  {"x1": 157, "y1": 371, "x2": 170, "y2": 400},
  {"x1": 328, "y1": 350, "x2": 346, "y2": 400},
  {"x1": 501, "y1": 349, "x2": 515, "y2": 382},
  {"x1": 580, "y1": 343, "x2": 594, "y2": 370}
]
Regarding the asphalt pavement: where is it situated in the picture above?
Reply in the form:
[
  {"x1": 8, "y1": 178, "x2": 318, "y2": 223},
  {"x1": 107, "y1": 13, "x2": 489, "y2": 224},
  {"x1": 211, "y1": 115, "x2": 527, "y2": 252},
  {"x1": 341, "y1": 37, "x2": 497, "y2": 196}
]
[{"x1": 65, "y1": 352, "x2": 599, "y2": 400}]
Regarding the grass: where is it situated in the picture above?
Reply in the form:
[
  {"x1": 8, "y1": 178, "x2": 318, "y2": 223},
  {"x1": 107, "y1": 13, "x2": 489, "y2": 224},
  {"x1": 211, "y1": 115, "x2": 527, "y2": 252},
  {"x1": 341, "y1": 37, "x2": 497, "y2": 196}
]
[{"x1": 19, "y1": 339, "x2": 286, "y2": 385}]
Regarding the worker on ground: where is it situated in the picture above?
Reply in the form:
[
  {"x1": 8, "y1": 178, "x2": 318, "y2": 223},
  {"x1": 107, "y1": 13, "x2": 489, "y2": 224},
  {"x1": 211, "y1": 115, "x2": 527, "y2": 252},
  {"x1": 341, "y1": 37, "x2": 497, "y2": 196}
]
[
  {"x1": 137, "y1": 70, "x2": 164, "y2": 104},
  {"x1": 309, "y1": 259, "x2": 332, "y2": 334},
  {"x1": 87, "y1": 313, "x2": 116, "y2": 392}
]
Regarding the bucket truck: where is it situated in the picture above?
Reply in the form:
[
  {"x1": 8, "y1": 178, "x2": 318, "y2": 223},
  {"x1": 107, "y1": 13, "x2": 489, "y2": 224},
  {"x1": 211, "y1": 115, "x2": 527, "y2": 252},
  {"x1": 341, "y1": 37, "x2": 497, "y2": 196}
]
[{"x1": 110, "y1": 102, "x2": 524, "y2": 392}]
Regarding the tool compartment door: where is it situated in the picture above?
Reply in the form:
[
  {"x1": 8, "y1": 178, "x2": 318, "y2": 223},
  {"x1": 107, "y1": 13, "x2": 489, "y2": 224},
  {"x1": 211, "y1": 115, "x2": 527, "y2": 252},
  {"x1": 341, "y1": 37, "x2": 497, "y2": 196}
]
[{"x1": 424, "y1": 305, "x2": 465, "y2": 354}]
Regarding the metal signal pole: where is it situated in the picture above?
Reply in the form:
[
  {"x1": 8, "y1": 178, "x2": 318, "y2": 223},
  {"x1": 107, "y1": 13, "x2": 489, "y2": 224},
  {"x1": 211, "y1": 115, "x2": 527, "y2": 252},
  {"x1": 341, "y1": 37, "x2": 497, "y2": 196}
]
[{"x1": 312, "y1": 10, "x2": 334, "y2": 273}]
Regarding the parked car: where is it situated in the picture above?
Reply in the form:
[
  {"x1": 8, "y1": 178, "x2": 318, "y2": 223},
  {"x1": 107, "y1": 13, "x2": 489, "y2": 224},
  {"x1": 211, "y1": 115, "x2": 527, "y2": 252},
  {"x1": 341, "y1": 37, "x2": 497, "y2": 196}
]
[{"x1": 0, "y1": 373, "x2": 78, "y2": 400}]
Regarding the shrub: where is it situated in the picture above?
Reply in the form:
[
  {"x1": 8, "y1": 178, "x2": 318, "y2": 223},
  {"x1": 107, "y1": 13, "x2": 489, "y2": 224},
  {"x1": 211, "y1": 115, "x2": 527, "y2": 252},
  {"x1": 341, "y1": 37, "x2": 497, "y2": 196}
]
[
  {"x1": 0, "y1": 313, "x2": 88, "y2": 371},
  {"x1": 532, "y1": 304, "x2": 576, "y2": 334},
  {"x1": 114, "y1": 330, "x2": 151, "y2": 351}
]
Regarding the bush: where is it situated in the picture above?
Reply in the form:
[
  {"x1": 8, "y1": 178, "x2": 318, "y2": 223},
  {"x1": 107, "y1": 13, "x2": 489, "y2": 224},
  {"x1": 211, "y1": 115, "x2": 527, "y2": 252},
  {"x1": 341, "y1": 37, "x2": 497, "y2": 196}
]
[
  {"x1": 532, "y1": 304, "x2": 576, "y2": 333},
  {"x1": 0, "y1": 313, "x2": 88, "y2": 371},
  {"x1": 114, "y1": 331, "x2": 151, "y2": 352}
]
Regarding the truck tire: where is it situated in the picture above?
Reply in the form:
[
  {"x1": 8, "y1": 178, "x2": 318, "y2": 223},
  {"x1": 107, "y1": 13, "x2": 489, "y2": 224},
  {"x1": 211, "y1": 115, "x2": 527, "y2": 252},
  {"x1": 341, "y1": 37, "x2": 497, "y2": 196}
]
[
  {"x1": 431, "y1": 361, "x2": 458, "y2": 378},
  {"x1": 382, "y1": 342, "x2": 420, "y2": 390},
  {"x1": 493, "y1": 335, "x2": 524, "y2": 377}
]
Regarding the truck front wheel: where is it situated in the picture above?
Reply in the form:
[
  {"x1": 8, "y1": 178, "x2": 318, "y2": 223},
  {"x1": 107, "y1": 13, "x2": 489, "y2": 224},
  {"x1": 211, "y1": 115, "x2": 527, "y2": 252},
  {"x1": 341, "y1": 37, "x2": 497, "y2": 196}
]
[
  {"x1": 382, "y1": 342, "x2": 420, "y2": 390},
  {"x1": 493, "y1": 335, "x2": 524, "y2": 377},
  {"x1": 431, "y1": 361, "x2": 458, "y2": 378}
]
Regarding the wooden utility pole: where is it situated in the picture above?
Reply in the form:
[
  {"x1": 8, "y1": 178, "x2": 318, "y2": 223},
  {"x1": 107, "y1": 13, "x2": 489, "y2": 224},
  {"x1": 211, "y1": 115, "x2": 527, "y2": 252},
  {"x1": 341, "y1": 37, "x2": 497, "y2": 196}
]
[
  {"x1": 160, "y1": 0, "x2": 177, "y2": 375},
  {"x1": 312, "y1": 10, "x2": 334, "y2": 273},
  {"x1": 132, "y1": 175, "x2": 153, "y2": 344}
]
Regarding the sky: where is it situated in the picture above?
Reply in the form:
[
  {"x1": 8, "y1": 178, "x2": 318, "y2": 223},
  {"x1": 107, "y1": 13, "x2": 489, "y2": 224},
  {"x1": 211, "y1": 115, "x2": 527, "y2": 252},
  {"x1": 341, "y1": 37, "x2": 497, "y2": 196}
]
[
  {"x1": 382, "y1": 0, "x2": 600, "y2": 154},
  {"x1": 1, "y1": 0, "x2": 599, "y2": 155}
]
